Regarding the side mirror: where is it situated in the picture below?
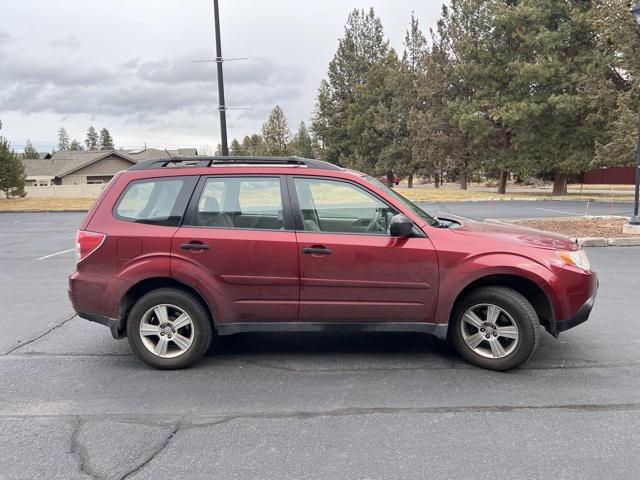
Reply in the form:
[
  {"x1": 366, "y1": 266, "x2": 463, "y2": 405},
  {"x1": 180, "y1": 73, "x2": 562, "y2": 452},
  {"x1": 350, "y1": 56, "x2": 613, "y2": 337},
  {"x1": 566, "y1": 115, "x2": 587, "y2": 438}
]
[{"x1": 389, "y1": 214, "x2": 414, "y2": 237}]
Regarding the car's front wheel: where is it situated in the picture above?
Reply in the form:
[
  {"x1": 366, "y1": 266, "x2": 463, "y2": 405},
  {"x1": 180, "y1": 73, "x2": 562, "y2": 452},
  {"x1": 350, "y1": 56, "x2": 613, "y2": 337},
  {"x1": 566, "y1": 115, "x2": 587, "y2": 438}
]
[
  {"x1": 450, "y1": 286, "x2": 540, "y2": 371},
  {"x1": 126, "y1": 288, "x2": 213, "y2": 369}
]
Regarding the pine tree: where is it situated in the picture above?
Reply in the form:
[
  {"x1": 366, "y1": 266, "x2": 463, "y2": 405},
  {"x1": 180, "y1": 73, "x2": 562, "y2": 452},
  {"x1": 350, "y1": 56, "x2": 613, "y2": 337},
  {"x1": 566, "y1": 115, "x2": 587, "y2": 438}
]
[
  {"x1": 312, "y1": 8, "x2": 390, "y2": 166},
  {"x1": 85, "y1": 126, "x2": 99, "y2": 150},
  {"x1": 349, "y1": 51, "x2": 414, "y2": 184},
  {"x1": 230, "y1": 138, "x2": 242, "y2": 156},
  {"x1": 99, "y1": 128, "x2": 114, "y2": 150},
  {"x1": 289, "y1": 122, "x2": 316, "y2": 158},
  {"x1": 241, "y1": 134, "x2": 265, "y2": 156},
  {"x1": 262, "y1": 106, "x2": 290, "y2": 156},
  {"x1": 590, "y1": 0, "x2": 640, "y2": 168},
  {"x1": 57, "y1": 128, "x2": 70, "y2": 151},
  {"x1": 402, "y1": 11, "x2": 427, "y2": 187},
  {"x1": 0, "y1": 136, "x2": 26, "y2": 198},
  {"x1": 23, "y1": 139, "x2": 40, "y2": 159},
  {"x1": 70, "y1": 139, "x2": 84, "y2": 151}
]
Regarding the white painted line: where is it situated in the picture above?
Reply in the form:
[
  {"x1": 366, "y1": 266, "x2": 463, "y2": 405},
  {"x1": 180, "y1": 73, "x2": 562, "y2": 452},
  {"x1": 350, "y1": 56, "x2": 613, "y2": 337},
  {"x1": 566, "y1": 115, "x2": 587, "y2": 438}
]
[
  {"x1": 533, "y1": 206, "x2": 583, "y2": 216},
  {"x1": 37, "y1": 248, "x2": 75, "y2": 260},
  {"x1": 440, "y1": 213, "x2": 474, "y2": 222}
]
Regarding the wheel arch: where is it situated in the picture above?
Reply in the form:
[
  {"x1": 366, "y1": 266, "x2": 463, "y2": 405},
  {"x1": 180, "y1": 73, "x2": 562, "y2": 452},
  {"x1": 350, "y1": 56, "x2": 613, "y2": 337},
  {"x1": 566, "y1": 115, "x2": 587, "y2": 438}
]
[
  {"x1": 446, "y1": 274, "x2": 554, "y2": 337},
  {"x1": 118, "y1": 277, "x2": 214, "y2": 334}
]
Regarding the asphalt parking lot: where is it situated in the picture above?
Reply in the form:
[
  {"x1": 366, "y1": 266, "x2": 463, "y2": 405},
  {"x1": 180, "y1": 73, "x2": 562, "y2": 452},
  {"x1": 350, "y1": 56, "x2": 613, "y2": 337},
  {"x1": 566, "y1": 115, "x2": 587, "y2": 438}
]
[{"x1": 1, "y1": 201, "x2": 639, "y2": 479}]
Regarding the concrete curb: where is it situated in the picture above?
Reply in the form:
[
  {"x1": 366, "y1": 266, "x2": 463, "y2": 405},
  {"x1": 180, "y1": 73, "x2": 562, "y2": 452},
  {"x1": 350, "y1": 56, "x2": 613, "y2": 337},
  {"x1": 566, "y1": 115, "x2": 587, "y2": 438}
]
[
  {"x1": 0, "y1": 209, "x2": 89, "y2": 213},
  {"x1": 484, "y1": 217, "x2": 640, "y2": 247},
  {"x1": 416, "y1": 197, "x2": 633, "y2": 203}
]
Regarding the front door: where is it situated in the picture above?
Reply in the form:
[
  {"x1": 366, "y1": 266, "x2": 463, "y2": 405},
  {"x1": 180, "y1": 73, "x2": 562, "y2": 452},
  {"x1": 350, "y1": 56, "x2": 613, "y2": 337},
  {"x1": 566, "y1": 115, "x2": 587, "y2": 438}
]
[
  {"x1": 171, "y1": 175, "x2": 299, "y2": 324},
  {"x1": 290, "y1": 176, "x2": 438, "y2": 323}
]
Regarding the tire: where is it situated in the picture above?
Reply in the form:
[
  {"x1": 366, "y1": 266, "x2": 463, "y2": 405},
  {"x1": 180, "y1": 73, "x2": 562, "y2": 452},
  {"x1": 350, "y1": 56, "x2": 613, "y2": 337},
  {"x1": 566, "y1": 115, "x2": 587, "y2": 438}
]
[
  {"x1": 126, "y1": 288, "x2": 213, "y2": 369},
  {"x1": 450, "y1": 286, "x2": 540, "y2": 371}
]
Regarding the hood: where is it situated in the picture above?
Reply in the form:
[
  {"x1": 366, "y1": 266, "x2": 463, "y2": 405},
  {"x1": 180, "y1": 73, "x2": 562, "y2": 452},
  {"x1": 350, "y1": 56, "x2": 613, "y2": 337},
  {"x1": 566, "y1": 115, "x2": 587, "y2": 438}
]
[{"x1": 445, "y1": 218, "x2": 578, "y2": 251}]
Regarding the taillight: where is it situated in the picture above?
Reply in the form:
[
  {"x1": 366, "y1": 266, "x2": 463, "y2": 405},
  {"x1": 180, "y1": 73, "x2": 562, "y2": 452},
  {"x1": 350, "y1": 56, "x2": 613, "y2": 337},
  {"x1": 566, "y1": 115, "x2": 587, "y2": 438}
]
[{"x1": 75, "y1": 230, "x2": 106, "y2": 262}]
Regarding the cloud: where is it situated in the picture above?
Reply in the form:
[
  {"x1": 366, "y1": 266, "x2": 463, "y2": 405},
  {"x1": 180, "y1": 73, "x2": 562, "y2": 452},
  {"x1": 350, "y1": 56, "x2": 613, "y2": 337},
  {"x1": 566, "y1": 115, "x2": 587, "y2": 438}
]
[
  {"x1": 47, "y1": 34, "x2": 81, "y2": 51},
  {"x1": 0, "y1": 45, "x2": 305, "y2": 124}
]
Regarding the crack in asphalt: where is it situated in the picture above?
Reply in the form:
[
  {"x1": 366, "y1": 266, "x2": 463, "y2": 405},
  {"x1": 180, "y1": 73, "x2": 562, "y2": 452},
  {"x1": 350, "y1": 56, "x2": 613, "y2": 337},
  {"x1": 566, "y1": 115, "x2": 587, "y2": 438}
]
[
  {"x1": 3, "y1": 314, "x2": 76, "y2": 355},
  {"x1": 70, "y1": 417, "x2": 100, "y2": 480},
  {"x1": 119, "y1": 421, "x2": 182, "y2": 480}
]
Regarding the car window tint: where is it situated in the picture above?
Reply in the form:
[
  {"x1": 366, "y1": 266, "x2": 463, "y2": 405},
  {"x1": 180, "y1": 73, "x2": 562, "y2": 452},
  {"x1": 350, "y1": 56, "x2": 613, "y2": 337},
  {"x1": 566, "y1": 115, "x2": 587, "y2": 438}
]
[
  {"x1": 195, "y1": 177, "x2": 284, "y2": 230},
  {"x1": 294, "y1": 178, "x2": 397, "y2": 234},
  {"x1": 115, "y1": 178, "x2": 187, "y2": 226}
]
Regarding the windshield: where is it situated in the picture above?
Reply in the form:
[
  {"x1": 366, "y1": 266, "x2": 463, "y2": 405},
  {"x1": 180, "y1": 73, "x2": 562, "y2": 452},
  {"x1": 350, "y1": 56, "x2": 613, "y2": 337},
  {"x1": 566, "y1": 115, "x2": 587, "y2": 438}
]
[{"x1": 362, "y1": 176, "x2": 439, "y2": 227}]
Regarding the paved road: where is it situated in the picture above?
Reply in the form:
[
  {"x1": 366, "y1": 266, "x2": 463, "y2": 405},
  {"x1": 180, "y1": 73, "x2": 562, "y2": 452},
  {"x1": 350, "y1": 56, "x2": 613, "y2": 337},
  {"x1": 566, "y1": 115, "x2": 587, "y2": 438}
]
[{"x1": 1, "y1": 210, "x2": 639, "y2": 479}]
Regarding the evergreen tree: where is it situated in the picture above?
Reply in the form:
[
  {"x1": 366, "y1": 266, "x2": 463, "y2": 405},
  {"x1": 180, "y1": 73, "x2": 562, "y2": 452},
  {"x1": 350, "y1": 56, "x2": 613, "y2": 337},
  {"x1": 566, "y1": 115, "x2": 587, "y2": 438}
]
[
  {"x1": 99, "y1": 128, "x2": 114, "y2": 150},
  {"x1": 402, "y1": 11, "x2": 427, "y2": 187},
  {"x1": 349, "y1": 51, "x2": 414, "y2": 184},
  {"x1": 230, "y1": 138, "x2": 243, "y2": 156},
  {"x1": 289, "y1": 122, "x2": 316, "y2": 158},
  {"x1": 312, "y1": 8, "x2": 390, "y2": 166},
  {"x1": 70, "y1": 139, "x2": 84, "y2": 151},
  {"x1": 262, "y1": 106, "x2": 290, "y2": 156},
  {"x1": 57, "y1": 127, "x2": 70, "y2": 151},
  {"x1": 591, "y1": 0, "x2": 640, "y2": 168},
  {"x1": 23, "y1": 139, "x2": 40, "y2": 159},
  {"x1": 241, "y1": 134, "x2": 265, "y2": 156},
  {"x1": 0, "y1": 136, "x2": 26, "y2": 198},
  {"x1": 85, "y1": 126, "x2": 99, "y2": 150},
  {"x1": 411, "y1": 30, "x2": 466, "y2": 189}
]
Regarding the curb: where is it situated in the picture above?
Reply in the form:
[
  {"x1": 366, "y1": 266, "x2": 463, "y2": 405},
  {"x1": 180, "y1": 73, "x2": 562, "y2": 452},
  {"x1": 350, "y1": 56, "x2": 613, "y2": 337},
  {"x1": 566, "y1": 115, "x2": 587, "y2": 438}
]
[
  {"x1": 413, "y1": 197, "x2": 634, "y2": 204},
  {"x1": 0, "y1": 209, "x2": 89, "y2": 213},
  {"x1": 484, "y1": 218, "x2": 640, "y2": 247}
]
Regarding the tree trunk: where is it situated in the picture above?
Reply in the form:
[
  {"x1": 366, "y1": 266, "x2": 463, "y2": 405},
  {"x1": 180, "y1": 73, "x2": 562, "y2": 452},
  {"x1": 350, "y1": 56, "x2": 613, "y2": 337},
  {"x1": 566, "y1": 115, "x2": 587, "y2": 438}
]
[
  {"x1": 434, "y1": 173, "x2": 440, "y2": 189},
  {"x1": 408, "y1": 173, "x2": 414, "y2": 189},
  {"x1": 552, "y1": 171, "x2": 568, "y2": 196},
  {"x1": 386, "y1": 170, "x2": 394, "y2": 188},
  {"x1": 460, "y1": 171, "x2": 468, "y2": 190},
  {"x1": 440, "y1": 173, "x2": 444, "y2": 187},
  {"x1": 497, "y1": 170, "x2": 508, "y2": 194}
]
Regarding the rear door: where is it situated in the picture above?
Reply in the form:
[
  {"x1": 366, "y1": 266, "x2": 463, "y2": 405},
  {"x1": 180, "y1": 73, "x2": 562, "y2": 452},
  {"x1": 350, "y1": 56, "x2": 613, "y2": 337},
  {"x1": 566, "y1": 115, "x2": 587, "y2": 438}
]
[
  {"x1": 171, "y1": 175, "x2": 299, "y2": 324},
  {"x1": 289, "y1": 176, "x2": 439, "y2": 323}
]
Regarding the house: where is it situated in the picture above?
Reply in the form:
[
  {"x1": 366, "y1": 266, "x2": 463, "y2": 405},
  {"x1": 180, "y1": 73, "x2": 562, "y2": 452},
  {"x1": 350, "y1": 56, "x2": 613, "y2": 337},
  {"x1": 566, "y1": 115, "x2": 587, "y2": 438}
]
[{"x1": 22, "y1": 148, "x2": 198, "y2": 186}]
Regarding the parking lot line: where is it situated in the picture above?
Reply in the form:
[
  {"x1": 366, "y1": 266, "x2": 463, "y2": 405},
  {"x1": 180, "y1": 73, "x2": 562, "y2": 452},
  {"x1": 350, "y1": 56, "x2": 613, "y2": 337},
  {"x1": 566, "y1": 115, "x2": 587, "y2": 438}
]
[
  {"x1": 37, "y1": 248, "x2": 75, "y2": 261},
  {"x1": 533, "y1": 206, "x2": 583, "y2": 216}
]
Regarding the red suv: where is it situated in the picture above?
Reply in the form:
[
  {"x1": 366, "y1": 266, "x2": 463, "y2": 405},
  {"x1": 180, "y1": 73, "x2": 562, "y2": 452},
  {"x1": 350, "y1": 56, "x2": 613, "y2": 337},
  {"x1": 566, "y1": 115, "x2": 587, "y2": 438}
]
[{"x1": 69, "y1": 157, "x2": 597, "y2": 370}]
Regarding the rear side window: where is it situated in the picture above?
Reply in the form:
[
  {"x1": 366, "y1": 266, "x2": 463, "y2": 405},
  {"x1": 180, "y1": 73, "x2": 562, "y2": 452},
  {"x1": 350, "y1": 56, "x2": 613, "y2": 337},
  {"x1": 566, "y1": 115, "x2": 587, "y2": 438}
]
[
  {"x1": 191, "y1": 177, "x2": 284, "y2": 230},
  {"x1": 114, "y1": 177, "x2": 196, "y2": 226}
]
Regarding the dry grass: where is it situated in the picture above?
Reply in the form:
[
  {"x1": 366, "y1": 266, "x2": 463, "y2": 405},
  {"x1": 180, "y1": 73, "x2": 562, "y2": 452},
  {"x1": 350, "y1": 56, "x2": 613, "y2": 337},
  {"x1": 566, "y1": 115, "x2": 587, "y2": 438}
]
[
  {"x1": 508, "y1": 217, "x2": 629, "y2": 238},
  {"x1": 0, "y1": 197, "x2": 96, "y2": 212},
  {"x1": 395, "y1": 188, "x2": 634, "y2": 202}
]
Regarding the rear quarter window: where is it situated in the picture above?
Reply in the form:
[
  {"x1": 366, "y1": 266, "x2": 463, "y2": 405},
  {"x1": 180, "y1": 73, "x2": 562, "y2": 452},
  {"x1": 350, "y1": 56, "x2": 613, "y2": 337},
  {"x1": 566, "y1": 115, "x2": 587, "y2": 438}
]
[{"x1": 114, "y1": 176, "x2": 197, "y2": 226}]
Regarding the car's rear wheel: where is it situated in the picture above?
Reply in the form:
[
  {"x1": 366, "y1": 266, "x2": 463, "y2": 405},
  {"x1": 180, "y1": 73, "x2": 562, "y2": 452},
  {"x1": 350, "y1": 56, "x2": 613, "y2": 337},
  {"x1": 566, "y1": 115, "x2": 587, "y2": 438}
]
[
  {"x1": 126, "y1": 288, "x2": 213, "y2": 369},
  {"x1": 450, "y1": 286, "x2": 540, "y2": 371}
]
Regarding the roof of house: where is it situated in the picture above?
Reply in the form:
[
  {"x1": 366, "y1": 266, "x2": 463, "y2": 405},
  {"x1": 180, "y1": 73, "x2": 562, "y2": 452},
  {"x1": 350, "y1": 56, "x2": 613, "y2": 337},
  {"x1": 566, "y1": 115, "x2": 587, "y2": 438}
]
[
  {"x1": 23, "y1": 151, "x2": 134, "y2": 178},
  {"x1": 23, "y1": 147, "x2": 199, "y2": 178}
]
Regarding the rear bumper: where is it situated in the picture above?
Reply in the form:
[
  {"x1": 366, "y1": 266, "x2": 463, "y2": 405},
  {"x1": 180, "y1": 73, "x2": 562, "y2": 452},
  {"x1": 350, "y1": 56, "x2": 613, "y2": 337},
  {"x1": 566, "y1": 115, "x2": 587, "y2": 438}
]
[
  {"x1": 74, "y1": 309, "x2": 126, "y2": 339},
  {"x1": 548, "y1": 292, "x2": 596, "y2": 337}
]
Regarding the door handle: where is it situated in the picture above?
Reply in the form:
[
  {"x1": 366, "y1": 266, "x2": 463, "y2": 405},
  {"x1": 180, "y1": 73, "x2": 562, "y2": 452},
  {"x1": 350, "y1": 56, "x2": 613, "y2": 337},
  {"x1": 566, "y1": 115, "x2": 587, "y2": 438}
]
[
  {"x1": 302, "y1": 246, "x2": 333, "y2": 255},
  {"x1": 180, "y1": 242, "x2": 210, "y2": 251}
]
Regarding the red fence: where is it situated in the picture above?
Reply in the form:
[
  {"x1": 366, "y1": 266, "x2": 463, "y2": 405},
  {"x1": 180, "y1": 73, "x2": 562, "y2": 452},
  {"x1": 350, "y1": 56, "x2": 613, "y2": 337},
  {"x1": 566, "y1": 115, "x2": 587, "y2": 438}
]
[{"x1": 583, "y1": 166, "x2": 636, "y2": 185}]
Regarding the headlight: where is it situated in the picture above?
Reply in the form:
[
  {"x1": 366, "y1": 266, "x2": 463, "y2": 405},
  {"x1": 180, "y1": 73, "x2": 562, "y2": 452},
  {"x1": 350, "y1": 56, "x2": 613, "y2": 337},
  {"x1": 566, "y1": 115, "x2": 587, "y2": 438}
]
[{"x1": 556, "y1": 250, "x2": 591, "y2": 271}]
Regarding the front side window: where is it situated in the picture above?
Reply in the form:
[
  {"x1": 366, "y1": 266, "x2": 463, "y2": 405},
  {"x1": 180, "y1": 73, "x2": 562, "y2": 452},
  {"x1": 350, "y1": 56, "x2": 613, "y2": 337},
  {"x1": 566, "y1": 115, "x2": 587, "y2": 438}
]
[
  {"x1": 115, "y1": 177, "x2": 193, "y2": 226},
  {"x1": 194, "y1": 177, "x2": 284, "y2": 230},
  {"x1": 293, "y1": 177, "x2": 397, "y2": 234}
]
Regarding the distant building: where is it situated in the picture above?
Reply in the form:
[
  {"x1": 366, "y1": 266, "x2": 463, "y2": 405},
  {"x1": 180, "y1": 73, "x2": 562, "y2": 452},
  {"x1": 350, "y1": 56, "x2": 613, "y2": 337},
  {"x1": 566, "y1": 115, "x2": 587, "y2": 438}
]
[{"x1": 22, "y1": 148, "x2": 198, "y2": 186}]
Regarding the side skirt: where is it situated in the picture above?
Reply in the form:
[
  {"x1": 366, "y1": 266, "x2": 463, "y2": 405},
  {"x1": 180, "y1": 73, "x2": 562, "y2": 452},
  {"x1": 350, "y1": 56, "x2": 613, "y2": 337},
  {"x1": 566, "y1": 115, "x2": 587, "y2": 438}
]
[{"x1": 216, "y1": 322, "x2": 448, "y2": 339}]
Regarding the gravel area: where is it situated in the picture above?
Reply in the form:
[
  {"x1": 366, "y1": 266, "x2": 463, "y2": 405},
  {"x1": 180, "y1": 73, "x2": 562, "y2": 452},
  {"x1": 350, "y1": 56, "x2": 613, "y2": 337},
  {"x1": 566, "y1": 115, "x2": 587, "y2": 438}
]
[{"x1": 509, "y1": 216, "x2": 630, "y2": 238}]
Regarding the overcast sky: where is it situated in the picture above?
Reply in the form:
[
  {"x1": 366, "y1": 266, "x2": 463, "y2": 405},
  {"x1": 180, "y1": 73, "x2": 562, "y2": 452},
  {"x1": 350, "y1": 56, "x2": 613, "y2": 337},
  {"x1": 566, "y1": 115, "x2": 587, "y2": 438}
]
[{"x1": 0, "y1": 0, "x2": 444, "y2": 153}]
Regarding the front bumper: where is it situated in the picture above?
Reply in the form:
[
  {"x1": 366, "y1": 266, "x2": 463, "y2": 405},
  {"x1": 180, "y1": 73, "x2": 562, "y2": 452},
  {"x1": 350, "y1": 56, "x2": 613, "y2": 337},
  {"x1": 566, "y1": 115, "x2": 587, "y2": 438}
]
[
  {"x1": 548, "y1": 293, "x2": 596, "y2": 337},
  {"x1": 74, "y1": 309, "x2": 126, "y2": 339}
]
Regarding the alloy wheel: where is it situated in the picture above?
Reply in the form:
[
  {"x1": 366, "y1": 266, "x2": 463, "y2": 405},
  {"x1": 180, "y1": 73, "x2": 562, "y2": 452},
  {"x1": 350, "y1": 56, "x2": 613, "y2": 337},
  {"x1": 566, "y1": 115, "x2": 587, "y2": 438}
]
[
  {"x1": 139, "y1": 304, "x2": 195, "y2": 358},
  {"x1": 460, "y1": 303, "x2": 519, "y2": 359}
]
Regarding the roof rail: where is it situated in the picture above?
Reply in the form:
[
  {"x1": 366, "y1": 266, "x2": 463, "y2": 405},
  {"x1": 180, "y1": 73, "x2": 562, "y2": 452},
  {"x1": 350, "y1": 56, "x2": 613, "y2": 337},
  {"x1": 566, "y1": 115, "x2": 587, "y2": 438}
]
[{"x1": 127, "y1": 156, "x2": 341, "y2": 171}]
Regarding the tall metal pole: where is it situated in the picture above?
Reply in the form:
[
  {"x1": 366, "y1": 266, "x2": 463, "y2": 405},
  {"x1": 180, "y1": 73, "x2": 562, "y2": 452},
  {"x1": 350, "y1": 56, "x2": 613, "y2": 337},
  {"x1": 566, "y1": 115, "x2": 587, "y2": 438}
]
[
  {"x1": 213, "y1": 0, "x2": 228, "y2": 156},
  {"x1": 631, "y1": 111, "x2": 640, "y2": 223}
]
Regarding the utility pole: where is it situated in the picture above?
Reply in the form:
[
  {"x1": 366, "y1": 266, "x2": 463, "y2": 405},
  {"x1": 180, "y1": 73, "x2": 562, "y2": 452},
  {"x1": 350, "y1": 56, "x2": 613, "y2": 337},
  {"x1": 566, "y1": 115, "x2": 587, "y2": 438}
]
[{"x1": 213, "y1": 0, "x2": 228, "y2": 156}]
